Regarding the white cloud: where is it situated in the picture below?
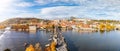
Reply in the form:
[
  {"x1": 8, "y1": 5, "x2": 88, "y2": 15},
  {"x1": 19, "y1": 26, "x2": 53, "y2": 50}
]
[
  {"x1": 0, "y1": 0, "x2": 33, "y2": 22},
  {"x1": 0, "y1": 0, "x2": 120, "y2": 22},
  {"x1": 0, "y1": 0, "x2": 16, "y2": 12},
  {"x1": 0, "y1": 0, "x2": 17, "y2": 21},
  {"x1": 34, "y1": 0, "x2": 120, "y2": 20},
  {"x1": 39, "y1": 6, "x2": 89, "y2": 19},
  {"x1": 16, "y1": 2, "x2": 35, "y2": 7},
  {"x1": 39, "y1": 4, "x2": 120, "y2": 20},
  {"x1": 35, "y1": 0, "x2": 87, "y2": 5}
]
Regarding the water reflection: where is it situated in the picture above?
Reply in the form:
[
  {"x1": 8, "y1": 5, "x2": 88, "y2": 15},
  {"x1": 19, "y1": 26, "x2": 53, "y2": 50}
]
[
  {"x1": 99, "y1": 30, "x2": 105, "y2": 34},
  {"x1": 29, "y1": 30, "x2": 36, "y2": 34}
]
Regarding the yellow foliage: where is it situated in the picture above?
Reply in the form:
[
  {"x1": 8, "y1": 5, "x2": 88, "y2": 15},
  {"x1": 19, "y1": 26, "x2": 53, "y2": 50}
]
[
  {"x1": 99, "y1": 23, "x2": 115, "y2": 31},
  {"x1": 26, "y1": 44, "x2": 35, "y2": 51},
  {"x1": 0, "y1": 25, "x2": 5, "y2": 29},
  {"x1": 106, "y1": 23, "x2": 115, "y2": 30},
  {"x1": 12, "y1": 24, "x2": 29, "y2": 29},
  {"x1": 99, "y1": 23, "x2": 105, "y2": 31},
  {"x1": 44, "y1": 46, "x2": 51, "y2": 51},
  {"x1": 50, "y1": 41, "x2": 56, "y2": 51}
]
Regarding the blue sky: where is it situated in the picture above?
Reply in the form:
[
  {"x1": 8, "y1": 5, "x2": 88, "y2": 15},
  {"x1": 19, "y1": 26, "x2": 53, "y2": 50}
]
[{"x1": 0, "y1": 0, "x2": 120, "y2": 22}]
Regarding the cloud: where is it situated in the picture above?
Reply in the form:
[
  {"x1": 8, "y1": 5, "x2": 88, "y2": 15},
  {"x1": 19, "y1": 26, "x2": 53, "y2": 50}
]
[
  {"x1": 39, "y1": 6, "x2": 90, "y2": 19},
  {"x1": 35, "y1": 0, "x2": 87, "y2": 5},
  {"x1": 0, "y1": 0, "x2": 120, "y2": 22},
  {"x1": 34, "y1": 0, "x2": 120, "y2": 20},
  {"x1": 0, "y1": 0, "x2": 34, "y2": 22},
  {"x1": 39, "y1": 4, "x2": 120, "y2": 20},
  {"x1": 16, "y1": 2, "x2": 35, "y2": 7},
  {"x1": 0, "y1": 0, "x2": 16, "y2": 12},
  {"x1": 0, "y1": 0, "x2": 17, "y2": 21}
]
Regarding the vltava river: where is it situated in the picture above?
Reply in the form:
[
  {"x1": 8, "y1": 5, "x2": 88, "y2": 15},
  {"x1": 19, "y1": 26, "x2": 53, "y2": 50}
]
[
  {"x1": 0, "y1": 30, "x2": 51, "y2": 51},
  {"x1": 1, "y1": 30, "x2": 120, "y2": 51},
  {"x1": 62, "y1": 30, "x2": 120, "y2": 51}
]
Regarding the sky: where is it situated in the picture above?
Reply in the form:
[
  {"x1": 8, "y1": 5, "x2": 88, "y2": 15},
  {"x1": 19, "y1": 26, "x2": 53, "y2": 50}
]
[{"x1": 0, "y1": 0, "x2": 120, "y2": 22}]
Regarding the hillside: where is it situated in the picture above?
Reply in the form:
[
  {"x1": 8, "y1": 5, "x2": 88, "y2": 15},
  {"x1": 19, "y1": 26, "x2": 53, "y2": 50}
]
[{"x1": 0, "y1": 18, "x2": 46, "y2": 25}]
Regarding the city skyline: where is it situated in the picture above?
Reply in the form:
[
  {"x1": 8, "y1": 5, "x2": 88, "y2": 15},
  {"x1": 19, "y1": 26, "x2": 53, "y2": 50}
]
[{"x1": 0, "y1": 0, "x2": 120, "y2": 22}]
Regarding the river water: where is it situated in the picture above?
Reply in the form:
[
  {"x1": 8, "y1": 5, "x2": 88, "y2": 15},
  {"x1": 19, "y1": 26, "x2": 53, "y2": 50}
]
[
  {"x1": 0, "y1": 30, "x2": 51, "y2": 51},
  {"x1": 0, "y1": 30, "x2": 120, "y2": 51}
]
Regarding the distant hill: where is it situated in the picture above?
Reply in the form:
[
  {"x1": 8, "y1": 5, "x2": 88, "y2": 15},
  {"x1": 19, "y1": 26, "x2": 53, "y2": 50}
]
[{"x1": 0, "y1": 18, "x2": 47, "y2": 25}]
